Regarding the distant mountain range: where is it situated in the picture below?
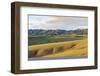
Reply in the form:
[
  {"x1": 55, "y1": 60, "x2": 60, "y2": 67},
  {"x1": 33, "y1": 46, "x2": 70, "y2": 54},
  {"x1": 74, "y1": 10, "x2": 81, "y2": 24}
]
[{"x1": 28, "y1": 29, "x2": 88, "y2": 36}]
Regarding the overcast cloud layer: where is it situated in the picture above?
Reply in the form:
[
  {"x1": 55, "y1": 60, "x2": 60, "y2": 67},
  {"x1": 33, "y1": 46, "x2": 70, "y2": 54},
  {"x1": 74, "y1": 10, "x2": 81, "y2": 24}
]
[{"x1": 28, "y1": 15, "x2": 88, "y2": 30}]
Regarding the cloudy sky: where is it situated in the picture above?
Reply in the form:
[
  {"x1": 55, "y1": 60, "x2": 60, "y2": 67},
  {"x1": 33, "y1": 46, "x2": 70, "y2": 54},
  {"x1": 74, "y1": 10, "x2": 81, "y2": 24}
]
[{"x1": 28, "y1": 15, "x2": 88, "y2": 30}]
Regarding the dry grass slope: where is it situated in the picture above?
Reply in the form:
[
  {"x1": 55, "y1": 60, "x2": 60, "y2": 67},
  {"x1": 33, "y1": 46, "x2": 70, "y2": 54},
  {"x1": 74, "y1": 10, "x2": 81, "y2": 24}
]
[{"x1": 28, "y1": 38, "x2": 88, "y2": 58}]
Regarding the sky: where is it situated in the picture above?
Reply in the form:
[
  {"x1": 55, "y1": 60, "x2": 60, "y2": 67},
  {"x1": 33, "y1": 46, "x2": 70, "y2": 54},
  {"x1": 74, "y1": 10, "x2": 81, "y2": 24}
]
[{"x1": 28, "y1": 15, "x2": 88, "y2": 30}]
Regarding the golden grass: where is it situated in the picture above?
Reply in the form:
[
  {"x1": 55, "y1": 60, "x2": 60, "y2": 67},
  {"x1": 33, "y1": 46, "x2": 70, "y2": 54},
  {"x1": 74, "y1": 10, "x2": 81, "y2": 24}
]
[{"x1": 28, "y1": 38, "x2": 88, "y2": 58}]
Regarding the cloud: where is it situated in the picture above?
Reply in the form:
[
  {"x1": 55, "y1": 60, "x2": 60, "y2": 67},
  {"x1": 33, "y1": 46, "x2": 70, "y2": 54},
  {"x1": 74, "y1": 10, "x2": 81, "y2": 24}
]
[{"x1": 28, "y1": 15, "x2": 88, "y2": 30}]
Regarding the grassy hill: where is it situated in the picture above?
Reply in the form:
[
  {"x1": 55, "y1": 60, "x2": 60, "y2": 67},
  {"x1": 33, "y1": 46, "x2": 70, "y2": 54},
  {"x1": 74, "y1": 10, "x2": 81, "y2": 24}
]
[{"x1": 28, "y1": 38, "x2": 87, "y2": 58}]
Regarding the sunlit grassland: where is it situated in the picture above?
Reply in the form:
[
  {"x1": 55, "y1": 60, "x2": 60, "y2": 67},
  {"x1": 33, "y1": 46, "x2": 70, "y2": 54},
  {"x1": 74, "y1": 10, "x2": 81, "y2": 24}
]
[{"x1": 28, "y1": 38, "x2": 88, "y2": 58}]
